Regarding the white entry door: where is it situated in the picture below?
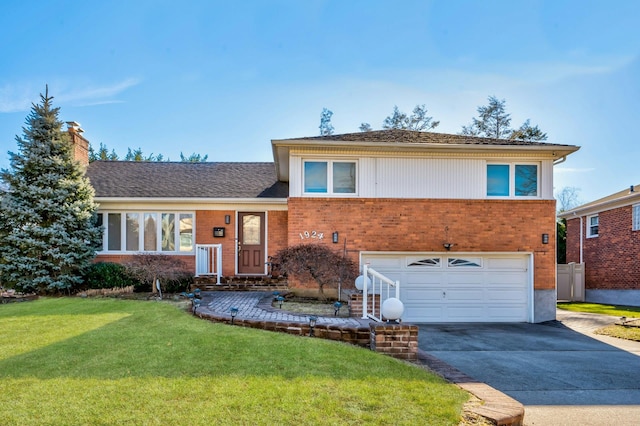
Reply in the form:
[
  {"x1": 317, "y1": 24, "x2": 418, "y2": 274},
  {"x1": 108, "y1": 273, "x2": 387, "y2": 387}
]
[{"x1": 361, "y1": 253, "x2": 530, "y2": 323}]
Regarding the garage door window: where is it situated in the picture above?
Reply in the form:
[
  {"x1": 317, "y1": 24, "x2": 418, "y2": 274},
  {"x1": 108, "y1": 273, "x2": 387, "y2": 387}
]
[
  {"x1": 448, "y1": 258, "x2": 482, "y2": 267},
  {"x1": 408, "y1": 258, "x2": 441, "y2": 267}
]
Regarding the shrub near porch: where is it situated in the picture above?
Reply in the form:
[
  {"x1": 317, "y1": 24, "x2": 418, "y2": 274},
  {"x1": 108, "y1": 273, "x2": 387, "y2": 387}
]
[{"x1": 0, "y1": 298, "x2": 468, "y2": 425}]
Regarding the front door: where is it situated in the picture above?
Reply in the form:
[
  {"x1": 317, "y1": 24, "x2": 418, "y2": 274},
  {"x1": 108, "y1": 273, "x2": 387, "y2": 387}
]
[{"x1": 238, "y1": 212, "x2": 265, "y2": 275}]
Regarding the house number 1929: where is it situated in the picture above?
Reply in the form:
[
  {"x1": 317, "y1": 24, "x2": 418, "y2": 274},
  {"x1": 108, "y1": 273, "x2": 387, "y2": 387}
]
[{"x1": 299, "y1": 231, "x2": 324, "y2": 240}]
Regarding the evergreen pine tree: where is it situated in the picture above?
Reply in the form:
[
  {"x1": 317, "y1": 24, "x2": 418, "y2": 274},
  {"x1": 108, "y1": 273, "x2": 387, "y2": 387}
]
[{"x1": 0, "y1": 88, "x2": 102, "y2": 293}]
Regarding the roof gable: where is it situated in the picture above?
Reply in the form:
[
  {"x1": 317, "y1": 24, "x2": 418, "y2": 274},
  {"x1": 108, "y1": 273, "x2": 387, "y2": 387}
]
[{"x1": 272, "y1": 129, "x2": 580, "y2": 182}]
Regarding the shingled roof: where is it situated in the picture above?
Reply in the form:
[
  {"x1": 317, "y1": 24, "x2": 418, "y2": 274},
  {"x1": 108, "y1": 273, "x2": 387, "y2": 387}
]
[
  {"x1": 288, "y1": 129, "x2": 576, "y2": 148},
  {"x1": 86, "y1": 161, "x2": 288, "y2": 198}
]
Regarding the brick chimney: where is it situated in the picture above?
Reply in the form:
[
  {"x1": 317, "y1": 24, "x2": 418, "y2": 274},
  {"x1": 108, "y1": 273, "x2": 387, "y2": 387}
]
[{"x1": 66, "y1": 121, "x2": 90, "y2": 166}]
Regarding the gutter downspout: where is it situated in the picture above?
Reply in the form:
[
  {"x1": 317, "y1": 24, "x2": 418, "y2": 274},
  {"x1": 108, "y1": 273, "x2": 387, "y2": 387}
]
[
  {"x1": 574, "y1": 212, "x2": 583, "y2": 264},
  {"x1": 553, "y1": 155, "x2": 568, "y2": 165}
]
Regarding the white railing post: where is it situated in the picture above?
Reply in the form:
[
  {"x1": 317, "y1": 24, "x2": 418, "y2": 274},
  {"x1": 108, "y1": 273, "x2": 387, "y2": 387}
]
[
  {"x1": 360, "y1": 266, "x2": 401, "y2": 322},
  {"x1": 195, "y1": 244, "x2": 222, "y2": 284},
  {"x1": 361, "y1": 263, "x2": 369, "y2": 319},
  {"x1": 216, "y1": 244, "x2": 222, "y2": 285}
]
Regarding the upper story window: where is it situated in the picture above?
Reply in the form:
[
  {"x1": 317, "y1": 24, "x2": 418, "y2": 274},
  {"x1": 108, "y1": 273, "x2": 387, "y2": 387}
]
[
  {"x1": 587, "y1": 214, "x2": 599, "y2": 238},
  {"x1": 303, "y1": 160, "x2": 356, "y2": 195},
  {"x1": 487, "y1": 163, "x2": 539, "y2": 197},
  {"x1": 633, "y1": 205, "x2": 640, "y2": 231},
  {"x1": 97, "y1": 211, "x2": 194, "y2": 253}
]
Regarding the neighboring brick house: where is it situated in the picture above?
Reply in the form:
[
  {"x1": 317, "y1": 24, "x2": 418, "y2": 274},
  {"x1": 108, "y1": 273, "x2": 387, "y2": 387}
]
[
  {"x1": 559, "y1": 185, "x2": 640, "y2": 306},
  {"x1": 71, "y1": 125, "x2": 579, "y2": 323}
]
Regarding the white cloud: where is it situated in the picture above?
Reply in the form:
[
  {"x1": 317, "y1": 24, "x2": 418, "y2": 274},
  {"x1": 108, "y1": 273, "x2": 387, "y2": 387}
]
[
  {"x1": 0, "y1": 78, "x2": 141, "y2": 113},
  {"x1": 554, "y1": 167, "x2": 596, "y2": 174}
]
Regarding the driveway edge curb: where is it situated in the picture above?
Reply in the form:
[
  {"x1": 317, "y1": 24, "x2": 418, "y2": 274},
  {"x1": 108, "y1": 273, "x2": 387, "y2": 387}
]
[{"x1": 417, "y1": 349, "x2": 524, "y2": 426}]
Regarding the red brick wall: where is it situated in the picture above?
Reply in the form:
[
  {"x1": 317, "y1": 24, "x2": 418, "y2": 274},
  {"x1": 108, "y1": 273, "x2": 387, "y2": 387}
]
[
  {"x1": 268, "y1": 210, "x2": 289, "y2": 261},
  {"x1": 196, "y1": 210, "x2": 237, "y2": 275},
  {"x1": 567, "y1": 206, "x2": 640, "y2": 290},
  {"x1": 288, "y1": 198, "x2": 556, "y2": 290},
  {"x1": 95, "y1": 209, "x2": 287, "y2": 277}
]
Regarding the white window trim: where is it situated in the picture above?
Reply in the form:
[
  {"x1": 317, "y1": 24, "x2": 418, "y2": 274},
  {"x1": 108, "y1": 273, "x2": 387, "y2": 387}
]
[
  {"x1": 633, "y1": 204, "x2": 640, "y2": 231},
  {"x1": 486, "y1": 162, "x2": 541, "y2": 199},
  {"x1": 587, "y1": 214, "x2": 599, "y2": 238},
  {"x1": 302, "y1": 159, "x2": 358, "y2": 196},
  {"x1": 98, "y1": 211, "x2": 195, "y2": 254}
]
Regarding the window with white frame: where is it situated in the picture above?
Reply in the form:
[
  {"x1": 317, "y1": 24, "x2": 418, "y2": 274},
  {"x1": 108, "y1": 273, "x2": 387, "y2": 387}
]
[
  {"x1": 633, "y1": 205, "x2": 640, "y2": 231},
  {"x1": 486, "y1": 163, "x2": 539, "y2": 197},
  {"x1": 303, "y1": 160, "x2": 356, "y2": 195},
  {"x1": 97, "y1": 211, "x2": 194, "y2": 253},
  {"x1": 587, "y1": 214, "x2": 599, "y2": 237}
]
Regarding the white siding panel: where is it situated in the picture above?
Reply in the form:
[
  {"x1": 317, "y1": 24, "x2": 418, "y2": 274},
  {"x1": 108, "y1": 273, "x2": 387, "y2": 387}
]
[
  {"x1": 358, "y1": 158, "x2": 377, "y2": 197},
  {"x1": 542, "y1": 159, "x2": 554, "y2": 199},
  {"x1": 375, "y1": 158, "x2": 485, "y2": 198},
  {"x1": 289, "y1": 156, "x2": 302, "y2": 196}
]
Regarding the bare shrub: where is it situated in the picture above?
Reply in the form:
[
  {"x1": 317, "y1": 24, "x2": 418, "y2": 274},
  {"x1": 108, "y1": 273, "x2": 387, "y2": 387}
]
[
  {"x1": 271, "y1": 243, "x2": 357, "y2": 300},
  {"x1": 125, "y1": 254, "x2": 191, "y2": 294}
]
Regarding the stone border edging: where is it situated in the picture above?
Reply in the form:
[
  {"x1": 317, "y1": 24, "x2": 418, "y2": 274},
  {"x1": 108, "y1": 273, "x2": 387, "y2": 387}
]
[{"x1": 417, "y1": 350, "x2": 524, "y2": 426}]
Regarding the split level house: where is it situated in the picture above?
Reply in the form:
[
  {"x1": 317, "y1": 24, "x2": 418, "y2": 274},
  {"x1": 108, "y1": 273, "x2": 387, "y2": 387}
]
[
  {"x1": 68, "y1": 124, "x2": 579, "y2": 323},
  {"x1": 559, "y1": 184, "x2": 640, "y2": 307}
]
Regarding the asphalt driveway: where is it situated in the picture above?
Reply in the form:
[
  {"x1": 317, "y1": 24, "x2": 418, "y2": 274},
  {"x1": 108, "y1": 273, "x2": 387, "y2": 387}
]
[{"x1": 417, "y1": 312, "x2": 640, "y2": 407}]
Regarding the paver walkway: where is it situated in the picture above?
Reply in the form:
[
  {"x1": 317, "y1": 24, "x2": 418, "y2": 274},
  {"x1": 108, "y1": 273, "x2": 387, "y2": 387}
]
[{"x1": 196, "y1": 291, "x2": 369, "y2": 327}]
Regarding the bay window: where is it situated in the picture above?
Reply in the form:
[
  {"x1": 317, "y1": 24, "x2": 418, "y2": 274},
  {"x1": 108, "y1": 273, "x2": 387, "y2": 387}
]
[{"x1": 98, "y1": 211, "x2": 194, "y2": 253}]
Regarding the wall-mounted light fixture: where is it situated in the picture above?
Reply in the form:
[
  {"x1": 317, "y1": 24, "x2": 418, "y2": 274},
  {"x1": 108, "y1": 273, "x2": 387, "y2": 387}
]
[
  {"x1": 225, "y1": 215, "x2": 231, "y2": 224},
  {"x1": 542, "y1": 233, "x2": 549, "y2": 244},
  {"x1": 443, "y1": 243, "x2": 454, "y2": 251},
  {"x1": 332, "y1": 231, "x2": 339, "y2": 243}
]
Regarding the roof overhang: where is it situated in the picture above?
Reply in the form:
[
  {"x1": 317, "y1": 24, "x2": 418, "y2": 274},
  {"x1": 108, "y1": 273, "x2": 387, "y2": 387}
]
[
  {"x1": 559, "y1": 192, "x2": 640, "y2": 219},
  {"x1": 271, "y1": 138, "x2": 580, "y2": 182},
  {"x1": 95, "y1": 197, "x2": 288, "y2": 205}
]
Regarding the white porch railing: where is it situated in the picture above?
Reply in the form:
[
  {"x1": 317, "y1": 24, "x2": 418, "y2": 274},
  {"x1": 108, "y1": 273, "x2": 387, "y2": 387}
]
[
  {"x1": 361, "y1": 264, "x2": 400, "y2": 322},
  {"x1": 195, "y1": 244, "x2": 222, "y2": 284}
]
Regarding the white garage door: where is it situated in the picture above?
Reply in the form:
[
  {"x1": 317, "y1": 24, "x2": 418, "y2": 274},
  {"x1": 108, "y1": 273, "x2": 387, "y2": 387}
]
[{"x1": 361, "y1": 253, "x2": 530, "y2": 323}]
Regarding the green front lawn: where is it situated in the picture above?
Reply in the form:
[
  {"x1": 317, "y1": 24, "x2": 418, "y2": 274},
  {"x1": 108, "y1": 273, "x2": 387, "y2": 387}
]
[
  {"x1": 0, "y1": 298, "x2": 468, "y2": 425},
  {"x1": 558, "y1": 302, "x2": 640, "y2": 341}
]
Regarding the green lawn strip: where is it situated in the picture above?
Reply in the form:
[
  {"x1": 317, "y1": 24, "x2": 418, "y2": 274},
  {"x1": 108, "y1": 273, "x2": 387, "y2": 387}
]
[
  {"x1": 557, "y1": 302, "x2": 640, "y2": 342},
  {"x1": 557, "y1": 302, "x2": 640, "y2": 318},
  {"x1": 595, "y1": 324, "x2": 640, "y2": 342},
  {"x1": 0, "y1": 298, "x2": 468, "y2": 425}
]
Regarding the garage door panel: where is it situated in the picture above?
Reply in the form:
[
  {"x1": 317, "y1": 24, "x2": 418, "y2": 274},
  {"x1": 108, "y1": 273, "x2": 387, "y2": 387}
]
[
  {"x1": 446, "y1": 273, "x2": 484, "y2": 284},
  {"x1": 446, "y1": 305, "x2": 486, "y2": 320},
  {"x1": 404, "y1": 305, "x2": 444, "y2": 321},
  {"x1": 487, "y1": 272, "x2": 528, "y2": 284},
  {"x1": 487, "y1": 305, "x2": 527, "y2": 321},
  {"x1": 404, "y1": 288, "x2": 442, "y2": 300},
  {"x1": 405, "y1": 272, "x2": 443, "y2": 284},
  {"x1": 486, "y1": 288, "x2": 527, "y2": 301},
  {"x1": 445, "y1": 288, "x2": 485, "y2": 301}
]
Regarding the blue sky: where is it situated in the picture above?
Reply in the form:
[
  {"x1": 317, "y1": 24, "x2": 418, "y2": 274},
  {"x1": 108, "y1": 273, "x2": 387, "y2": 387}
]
[{"x1": 1, "y1": 0, "x2": 638, "y2": 203}]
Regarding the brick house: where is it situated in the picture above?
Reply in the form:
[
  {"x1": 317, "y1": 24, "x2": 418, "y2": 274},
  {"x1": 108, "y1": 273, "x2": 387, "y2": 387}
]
[
  {"x1": 71, "y1": 125, "x2": 579, "y2": 323},
  {"x1": 559, "y1": 184, "x2": 640, "y2": 306}
]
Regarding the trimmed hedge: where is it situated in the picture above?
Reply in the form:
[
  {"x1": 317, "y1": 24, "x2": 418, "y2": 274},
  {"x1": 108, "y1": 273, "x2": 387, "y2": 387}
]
[{"x1": 83, "y1": 262, "x2": 138, "y2": 289}]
